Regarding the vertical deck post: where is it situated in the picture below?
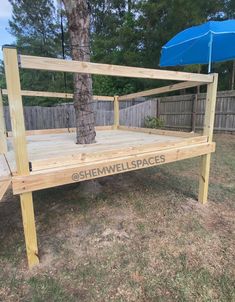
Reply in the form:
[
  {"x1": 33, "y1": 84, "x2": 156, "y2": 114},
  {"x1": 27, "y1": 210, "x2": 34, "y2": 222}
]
[
  {"x1": 198, "y1": 73, "x2": 218, "y2": 204},
  {"x1": 3, "y1": 46, "x2": 39, "y2": 267},
  {"x1": 0, "y1": 89, "x2": 7, "y2": 153},
  {"x1": 113, "y1": 95, "x2": 119, "y2": 129}
]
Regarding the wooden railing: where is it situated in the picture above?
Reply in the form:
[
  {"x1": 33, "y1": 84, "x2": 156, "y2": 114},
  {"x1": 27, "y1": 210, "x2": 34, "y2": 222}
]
[
  {"x1": 1, "y1": 89, "x2": 113, "y2": 101},
  {"x1": 1, "y1": 46, "x2": 218, "y2": 267},
  {"x1": 1, "y1": 74, "x2": 211, "y2": 142}
]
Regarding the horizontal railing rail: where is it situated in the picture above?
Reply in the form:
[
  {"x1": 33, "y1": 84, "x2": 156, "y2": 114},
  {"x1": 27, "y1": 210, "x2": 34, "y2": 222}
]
[
  {"x1": 19, "y1": 54, "x2": 214, "y2": 83},
  {"x1": 2, "y1": 89, "x2": 114, "y2": 101},
  {"x1": 119, "y1": 81, "x2": 206, "y2": 101}
]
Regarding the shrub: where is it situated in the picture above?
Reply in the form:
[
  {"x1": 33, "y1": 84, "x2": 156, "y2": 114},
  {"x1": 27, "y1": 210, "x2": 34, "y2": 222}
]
[{"x1": 144, "y1": 116, "x2": 164, "y2": 129}]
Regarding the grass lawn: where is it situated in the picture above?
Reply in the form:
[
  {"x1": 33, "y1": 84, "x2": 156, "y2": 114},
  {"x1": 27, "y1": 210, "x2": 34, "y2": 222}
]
[{"x1": 0, "y1": 134, "x2": 234, "y2": 301}]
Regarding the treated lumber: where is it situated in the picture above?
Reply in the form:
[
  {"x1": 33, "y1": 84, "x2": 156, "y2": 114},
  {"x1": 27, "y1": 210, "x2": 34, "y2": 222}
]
[
  {"x1": 2, "y1": 89, "x2": 113, "y2": 101},
  {"x1": 0, "y1": 154, "x2": 11, "y2": 181},
  {"x1": 3, "y1": 48, "x2": 29, "y2": 173},
  {"x1": 19, "y1": 55, "x2": 213, "y2": 83},
  {"x1": 198, "y1": 74, "x2": 218, "y2": 204},
  {"x1": 6, "y1": 128, "x2": 76, "y2": 137},
  {"x1": 12, "y1": 142, "x2": 215, "y2": 194},
  {"x1": 0, "y1": 154, "x2": 11, "y2": 200},
  {"x1": 7, "y1": 126, "x2": 112, "y2": 137},
  {"x1": 3, "y1": 46, "x2": 39, "y2": 268},
  {"x1": 113, "y1": 96, "x2": 119, "y2": 129},
  {"x1": 201, "y1": 74, "x2": 219, "y2": 142},
  {"x1": 30, "y1": 136, "x2": 208, "y2": 171},
  {"x1": 198, "y1": 154, "x2": 211, "y2": 203},
  {"x1": 0, "y1": 90, "x2": 7, "y2": 153},
  {"x1": 119, "y1": 81, "x2": 205, "y2": 101},
  {"x1": 7, "y1": 129, "x2": 201, "y2": 174},
  {"x1": 20, "y1": 192, "x2": 39, "y2": 267},
  {"x1": 118, "y1": 126, "x2": 199, "y2": 138},
  {"x1": 0, "y1": 179, "x2": 11, "y2": 201}
]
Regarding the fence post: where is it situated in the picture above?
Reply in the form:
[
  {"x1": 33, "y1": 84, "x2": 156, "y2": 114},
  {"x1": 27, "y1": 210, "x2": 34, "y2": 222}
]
[
  {"x1": 113, "y1": 95, "x2": 119, "y2": 129},
  {"x1": 0, "y1": 89, "x2": 7, "y2": 153},
  {"x1": 156, "y1": 98, "x2": 161, "y2": 118},
  {"x1": 198, "y1": 74, "x2": 218, "y2": 204},
  {"x1": 3, "y1": 46, "x2": 39, "y2": 268},
  {"x1": 191, "y1": 94, "x2": 197, "y2": 132}
]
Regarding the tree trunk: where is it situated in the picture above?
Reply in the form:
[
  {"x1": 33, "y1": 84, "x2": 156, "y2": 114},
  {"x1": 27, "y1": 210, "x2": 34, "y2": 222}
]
[{"x1": 63, "y1": 0, "x2": 96, "y2": 144}]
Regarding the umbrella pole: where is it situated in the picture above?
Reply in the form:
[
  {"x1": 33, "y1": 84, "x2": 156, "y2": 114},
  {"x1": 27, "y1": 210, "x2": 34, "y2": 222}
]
[{"x1": 208, "y1": 33, "x2": 213, "y2": 73}]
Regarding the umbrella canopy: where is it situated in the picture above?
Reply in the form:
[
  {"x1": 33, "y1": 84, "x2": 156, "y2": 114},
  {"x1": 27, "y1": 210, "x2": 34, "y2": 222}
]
[{"x1": 160, "y1": 20, "x2": 235, "y2": 73}]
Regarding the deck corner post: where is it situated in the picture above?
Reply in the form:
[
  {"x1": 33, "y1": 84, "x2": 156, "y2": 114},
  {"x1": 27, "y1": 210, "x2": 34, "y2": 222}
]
[
  {"x1": 0, "y1": 89, "x2": 7, "y2": 154},
  {"x1": 3, "y1": 46, "x2": 39, "y2": 267},
  {"x1": 113, "y1": 95, "x2": 119, "y2": 129},
  {"x1": 20, "y1": 192, "x2": 39, "y2": 267},
  {"x1": 198, "y1": 73, "x2": 218, "y2": 204}
]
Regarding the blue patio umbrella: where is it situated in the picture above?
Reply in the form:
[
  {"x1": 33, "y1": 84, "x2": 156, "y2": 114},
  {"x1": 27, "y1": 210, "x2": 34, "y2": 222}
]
[{"x1": 160, "y1": 20, "x2": 235, "y2": 73}]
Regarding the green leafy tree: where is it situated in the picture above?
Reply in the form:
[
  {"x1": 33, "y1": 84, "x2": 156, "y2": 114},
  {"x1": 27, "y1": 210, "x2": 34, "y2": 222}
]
[
  {"x1": 3, "y1": 0, "x2": 235, "y2": 104},
  {"x1": 90, "y1": 0, "x2": 145, "y2": 95},
  {"x1": 6, "y1": 0, "x2": 72, "y2": 106}
]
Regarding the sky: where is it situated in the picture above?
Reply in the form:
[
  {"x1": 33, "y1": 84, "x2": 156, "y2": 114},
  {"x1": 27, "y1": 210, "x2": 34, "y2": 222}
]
[
  {"x1": 0, "y1": 0, "x2": 15, "y2": 59},
  {"x1": 0, "y1": 0, "x2": 60, "y2": 60}
]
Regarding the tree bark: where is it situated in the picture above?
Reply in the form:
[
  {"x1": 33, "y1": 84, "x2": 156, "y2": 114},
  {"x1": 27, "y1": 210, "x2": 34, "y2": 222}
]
[{"x1": 63, "y1": 0, "x2": 96, "y2": 144}]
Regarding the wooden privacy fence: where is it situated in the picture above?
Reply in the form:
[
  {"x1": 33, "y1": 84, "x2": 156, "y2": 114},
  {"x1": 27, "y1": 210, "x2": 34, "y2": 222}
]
[
  {"x1": 3, "y1": 99, "x2": 142, "y2": 131},
  {"x1": 4, "y1": 102, "x2": 113, "y2": 130},
  {"x1": 120, "y1": 90, "x2": 235, "y2": 132},
  {"x1": 3, "y1": 90, "x2": 235, "y2": 132}
]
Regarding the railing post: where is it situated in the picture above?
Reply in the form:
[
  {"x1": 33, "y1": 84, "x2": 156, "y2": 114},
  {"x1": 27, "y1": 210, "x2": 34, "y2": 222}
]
[
  {"x1": 198, "y1": 73, "x2": 218, "y2": 204},
  {"x1": 3, "y1": 46, "x2": 39, "y2": 268},
  {"x1": 0, "y1": 89, "x2": 7, "y2": 153},
  {"x1": 113, "y1": 95, "x2": 119, "y2": 129}
]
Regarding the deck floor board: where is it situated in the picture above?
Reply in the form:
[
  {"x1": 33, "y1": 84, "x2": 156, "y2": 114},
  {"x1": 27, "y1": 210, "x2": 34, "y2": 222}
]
[{"x1": 6, "y1": 130, "x2": 185, "y2": 173}]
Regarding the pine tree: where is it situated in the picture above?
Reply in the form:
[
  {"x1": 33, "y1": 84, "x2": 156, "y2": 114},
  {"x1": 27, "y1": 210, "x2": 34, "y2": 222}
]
[
  {"x1": 8, "y1": 0, "x2": 72, "y2": 105},
  {"x1": 63, "y1": 0, "x2": 96, "y2": 144}
]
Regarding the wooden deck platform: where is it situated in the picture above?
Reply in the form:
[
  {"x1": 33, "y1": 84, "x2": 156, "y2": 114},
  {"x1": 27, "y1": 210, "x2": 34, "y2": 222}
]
[
  {"x1": 2, "y1": 127, "x2": 215, "y2": 196},
  {"x1": 1, "y1": 47, "x2": 218, "y2": 268}
]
